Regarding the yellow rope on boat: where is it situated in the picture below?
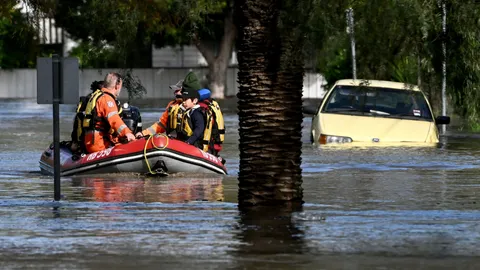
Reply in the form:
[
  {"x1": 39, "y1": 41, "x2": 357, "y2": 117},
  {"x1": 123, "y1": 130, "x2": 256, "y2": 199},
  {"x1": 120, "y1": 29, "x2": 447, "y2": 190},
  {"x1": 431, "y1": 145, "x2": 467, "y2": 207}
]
[{"x1": 143, "y1": 134, "x2": 169, "y2": 175}]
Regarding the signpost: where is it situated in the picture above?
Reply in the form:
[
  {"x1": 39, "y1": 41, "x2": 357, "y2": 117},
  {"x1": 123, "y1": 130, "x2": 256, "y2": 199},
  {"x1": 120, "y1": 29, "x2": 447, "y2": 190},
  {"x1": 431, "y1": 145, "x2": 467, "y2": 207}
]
[{"x1": 37, "y1": 55, "x2": 79, "y2": 201}]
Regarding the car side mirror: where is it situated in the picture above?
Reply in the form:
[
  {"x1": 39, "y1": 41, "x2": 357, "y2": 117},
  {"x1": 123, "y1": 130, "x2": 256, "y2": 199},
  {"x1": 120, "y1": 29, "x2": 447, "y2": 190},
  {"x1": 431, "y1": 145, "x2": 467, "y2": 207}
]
[{"x1": 435, "y1": 116, "x2": 450, "y2": 125}]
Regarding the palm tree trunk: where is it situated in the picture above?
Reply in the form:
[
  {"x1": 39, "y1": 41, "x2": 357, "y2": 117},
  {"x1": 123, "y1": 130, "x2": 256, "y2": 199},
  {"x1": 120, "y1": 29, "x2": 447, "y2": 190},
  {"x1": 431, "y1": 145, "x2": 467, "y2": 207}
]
[{"x1": 234, "y1": 0, "x2": 308, "y2": 207}]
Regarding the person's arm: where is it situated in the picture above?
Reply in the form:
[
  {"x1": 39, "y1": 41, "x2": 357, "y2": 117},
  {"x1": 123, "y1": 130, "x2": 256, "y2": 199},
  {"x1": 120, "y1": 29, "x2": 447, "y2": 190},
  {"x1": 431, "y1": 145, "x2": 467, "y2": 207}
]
[
  {"x1": 186, "y1": 110, "x2": 205, "y2": 145},
  {"x1": 141, "y1": 109, "x2": 168, "y2": 136},
  {"x1": 98, "y1": 95, "x2": 132, "y2": 137},
  {"x1": 141, "y1": 101, "x2": 175, "y2": 136}
]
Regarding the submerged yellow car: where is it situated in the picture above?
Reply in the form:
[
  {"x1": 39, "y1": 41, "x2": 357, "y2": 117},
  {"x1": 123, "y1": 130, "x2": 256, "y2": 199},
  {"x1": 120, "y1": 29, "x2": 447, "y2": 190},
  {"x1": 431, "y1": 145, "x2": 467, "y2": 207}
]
[{"x1": 311, "y1": 79, "x2": 450, "y2": 145}]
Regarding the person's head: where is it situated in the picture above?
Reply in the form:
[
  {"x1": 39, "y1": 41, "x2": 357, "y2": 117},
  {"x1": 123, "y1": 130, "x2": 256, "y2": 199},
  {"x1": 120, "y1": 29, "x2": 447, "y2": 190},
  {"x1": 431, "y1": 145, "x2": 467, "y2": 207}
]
[
  {"x1": 181, "y1": 72, "x2": 202, "y2": 108},
  {"x1": 169, "y1": 80, "x2": 184, "y2": 100},
  {"x1": 103, "y1": 72, "x2": 123, "y2": 96},
  {"x1": 90, "y1": 80, "x2": 104, "y2": 92},
  {"x1": 181, "y1": 88, "x2": 199, "y2": 109}
]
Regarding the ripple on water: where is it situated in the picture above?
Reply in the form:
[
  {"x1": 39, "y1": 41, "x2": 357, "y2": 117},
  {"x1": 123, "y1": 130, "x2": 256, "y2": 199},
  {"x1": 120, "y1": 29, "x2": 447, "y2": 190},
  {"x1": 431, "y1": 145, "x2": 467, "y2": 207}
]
[
  {"x1": 295, "y1": 207, "x2": 480, "y2": 257},
  {"x1": 302, "y1": 144, "x2": 480, "y2": 174},
  {"x1": 0, "y1": 199, "x2": 240, "y2": 258},
  {"x1": 2, "y1": 100, "x2": 480, "y2": 268}
]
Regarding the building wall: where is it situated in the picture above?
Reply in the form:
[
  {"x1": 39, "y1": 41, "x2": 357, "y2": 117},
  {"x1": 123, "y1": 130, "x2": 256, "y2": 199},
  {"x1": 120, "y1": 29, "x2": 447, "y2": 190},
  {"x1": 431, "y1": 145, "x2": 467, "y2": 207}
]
[
  {"x1": 152, "y1": 45, "x2": 239, "y2": 68},
  {"x1": 0, "y1": 68, "x2": 326, "y2": 99}
]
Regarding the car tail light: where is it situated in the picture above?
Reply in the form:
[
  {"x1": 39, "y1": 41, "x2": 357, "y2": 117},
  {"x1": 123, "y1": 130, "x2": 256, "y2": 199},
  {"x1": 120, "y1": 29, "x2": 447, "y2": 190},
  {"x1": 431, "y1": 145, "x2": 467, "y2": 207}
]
[{"x1": 319, "y1": 134, "x2": 353, "y2": 144}]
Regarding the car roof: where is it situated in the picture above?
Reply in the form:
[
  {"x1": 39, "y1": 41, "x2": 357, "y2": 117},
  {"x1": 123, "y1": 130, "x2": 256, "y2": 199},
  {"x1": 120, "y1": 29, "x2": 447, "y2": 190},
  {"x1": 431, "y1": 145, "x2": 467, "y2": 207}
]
[{"x1": 334, "y1": 79, "x2": 421, "y2": 92}]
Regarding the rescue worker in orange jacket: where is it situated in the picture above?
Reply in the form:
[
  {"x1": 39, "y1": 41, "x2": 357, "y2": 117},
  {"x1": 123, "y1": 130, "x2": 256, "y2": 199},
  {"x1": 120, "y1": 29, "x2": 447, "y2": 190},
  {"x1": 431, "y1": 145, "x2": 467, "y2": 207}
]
[
  {"x1": 136, "y1": 80, "x2": 184, "y2": 137},
  {"x1": 84, "y1": 73, "x2": 136, "y2": 153}
]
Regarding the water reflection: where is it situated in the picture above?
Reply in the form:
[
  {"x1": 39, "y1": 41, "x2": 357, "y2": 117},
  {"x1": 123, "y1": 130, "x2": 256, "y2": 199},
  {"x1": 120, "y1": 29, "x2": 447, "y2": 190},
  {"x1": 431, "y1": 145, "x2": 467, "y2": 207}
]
[
  {"x1": 230, "y1": 205, "x2": 307, "y2": 269},
  {"x1": 71, "y1": 175, "x2": 224, "y2": 203}
]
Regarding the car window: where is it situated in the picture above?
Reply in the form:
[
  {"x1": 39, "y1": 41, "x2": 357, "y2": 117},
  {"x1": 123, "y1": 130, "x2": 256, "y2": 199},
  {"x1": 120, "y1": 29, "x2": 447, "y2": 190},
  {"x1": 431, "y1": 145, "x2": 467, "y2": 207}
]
[{"x1": 322, "y1": 85, "x2": 433, "y2": 121}]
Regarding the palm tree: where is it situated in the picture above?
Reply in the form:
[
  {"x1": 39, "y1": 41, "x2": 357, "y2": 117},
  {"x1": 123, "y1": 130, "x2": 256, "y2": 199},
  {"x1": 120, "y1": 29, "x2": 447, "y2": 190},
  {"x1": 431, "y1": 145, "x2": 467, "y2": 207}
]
[{"x1": 234, "y1": 0, "x2": 312, "y2": 207}]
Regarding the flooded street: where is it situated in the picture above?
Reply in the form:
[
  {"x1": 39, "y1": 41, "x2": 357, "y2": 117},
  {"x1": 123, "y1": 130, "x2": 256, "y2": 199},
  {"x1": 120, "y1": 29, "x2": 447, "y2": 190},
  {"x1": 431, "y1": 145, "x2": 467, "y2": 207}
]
[{"x1": 1, "y1": 99, "x2": 480, "y2": 269}]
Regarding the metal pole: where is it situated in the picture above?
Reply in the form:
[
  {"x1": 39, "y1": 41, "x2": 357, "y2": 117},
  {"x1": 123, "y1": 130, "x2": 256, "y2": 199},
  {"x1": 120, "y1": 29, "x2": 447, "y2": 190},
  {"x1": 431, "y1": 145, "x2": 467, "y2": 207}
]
[
  {"x1": 52, "y1": 54, "x2": 61, "y2": 201},
  {"x1": 346, "y1": 8, "x2": 357, "y2": 80},
  {"x1": 441, "y1": 0, "x2": 447, "y2": 134}
]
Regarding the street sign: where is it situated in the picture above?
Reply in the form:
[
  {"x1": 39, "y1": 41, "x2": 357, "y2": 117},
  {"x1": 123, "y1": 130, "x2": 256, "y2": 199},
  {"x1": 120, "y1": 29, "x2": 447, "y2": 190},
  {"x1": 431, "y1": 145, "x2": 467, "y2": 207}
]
[
  {"x1": 61, "y1": 57, "x2": 80, "y2": 104},
  {"x1": 36, "y1": 57, "x2": 53, "y2": 104},
  {"x1": 37, "y1": 56, "x2": 79, "y2": 104}
]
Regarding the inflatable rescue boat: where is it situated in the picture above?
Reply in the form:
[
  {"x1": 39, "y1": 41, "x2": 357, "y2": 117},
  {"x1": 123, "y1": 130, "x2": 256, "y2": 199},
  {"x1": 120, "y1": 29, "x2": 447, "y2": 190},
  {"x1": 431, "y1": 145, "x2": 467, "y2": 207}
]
[{"x1": 39, "y1": 134, "x2": 227, "y2": 176}]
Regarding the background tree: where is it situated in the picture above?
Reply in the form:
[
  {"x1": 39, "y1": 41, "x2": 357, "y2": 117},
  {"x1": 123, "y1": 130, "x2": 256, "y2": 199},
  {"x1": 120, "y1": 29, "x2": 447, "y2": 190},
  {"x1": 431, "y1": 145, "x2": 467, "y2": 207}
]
[
  {"x1": 30, "y1": 0, "x2": 235, "y2": 98},
  {"x1": 234, "y1": 0, "x2": 313, "y2": 207},
  {"x1": 311, "y1": 0, "x2": 431, "y2": 85},
  {"x1": 0, "y1": 2, "x2": 43, "y2": 68},
  {"x1": 7, "y1": 0, "x2": 480, "y2": 128},
  {"x1": 434, "y1": 0, "x2": 480, "y2": 128},
  {"x1": 309, "y1": 0, "x2": 480, "y2": 121}
]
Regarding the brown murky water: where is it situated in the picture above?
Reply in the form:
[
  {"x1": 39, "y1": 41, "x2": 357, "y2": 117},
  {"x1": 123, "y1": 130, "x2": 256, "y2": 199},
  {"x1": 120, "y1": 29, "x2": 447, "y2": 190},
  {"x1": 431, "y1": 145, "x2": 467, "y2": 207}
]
[{"x1": 1, "y1": 100, "x2": 480, "y2": 269}]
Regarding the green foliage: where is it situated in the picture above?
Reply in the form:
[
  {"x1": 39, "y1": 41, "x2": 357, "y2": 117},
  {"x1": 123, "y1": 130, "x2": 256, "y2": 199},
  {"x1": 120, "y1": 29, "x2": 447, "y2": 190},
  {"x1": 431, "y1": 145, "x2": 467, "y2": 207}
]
[
  {"x1": 390, "y1": 56, "x2": 419, "y2": 85},
  {"x1": 315, "y1": 37, "x2": 352, "y2": 88},
  {"x1": 309, "y1": 0, "x2": 429, "y2": 84},
  {"x1": 69, "y1": 41, "x2": 120, "y2": 68},
  {"x1": 8, "y1": 0, "x2": 480, "y2": 126},
  {"x1": 0, "y1": 5, "x2": 39, "y2": 68},
  {"x1": 347, "y1": 0, "x2": 427, "y2": 79},
  {"x1": 49, "y1": 0, "x2": 156, "y2": 67},
  {"x1": 308, "y1": 0, "x2": 480, "y2": 127},
  {"x1": 43, "y1": 0, "x2": 229, "y2": 67},
  {"x1": 467, "y1": 122, "x2": 480, "y2": 132},
  {"x1": 27, "y1": 0, "x2": 231, "y2": 97},
  {"x1": 440, "y1": 0, "x2": 480, "y2": 126}
]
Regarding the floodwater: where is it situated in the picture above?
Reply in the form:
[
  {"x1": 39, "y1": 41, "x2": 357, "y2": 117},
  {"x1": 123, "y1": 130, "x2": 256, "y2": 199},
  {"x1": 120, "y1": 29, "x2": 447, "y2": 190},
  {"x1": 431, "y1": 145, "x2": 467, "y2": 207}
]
[{"x1": 1, "y1": 99, "x2": 480, "y2": 269}]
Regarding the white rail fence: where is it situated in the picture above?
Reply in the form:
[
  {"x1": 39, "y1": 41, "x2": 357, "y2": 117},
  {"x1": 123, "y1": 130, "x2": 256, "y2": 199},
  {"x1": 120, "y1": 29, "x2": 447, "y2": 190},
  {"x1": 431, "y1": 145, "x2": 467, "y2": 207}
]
[{"x1": 0, "y1": 68, "x2": 326, "y2": 99}]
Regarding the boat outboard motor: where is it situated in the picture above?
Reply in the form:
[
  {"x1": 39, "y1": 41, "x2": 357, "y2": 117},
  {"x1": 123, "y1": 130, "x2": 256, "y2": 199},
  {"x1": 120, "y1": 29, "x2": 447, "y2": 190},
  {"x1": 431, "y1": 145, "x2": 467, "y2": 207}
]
[{"x1": 121, "y1": 103, "x2": 142, "y2": 134}]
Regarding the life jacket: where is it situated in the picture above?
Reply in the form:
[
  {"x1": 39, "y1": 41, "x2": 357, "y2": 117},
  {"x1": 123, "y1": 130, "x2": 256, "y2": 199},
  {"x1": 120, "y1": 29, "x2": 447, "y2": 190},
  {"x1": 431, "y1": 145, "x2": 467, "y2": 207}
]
[
  {"x1": 167, "y1": 101, "x2": 185, "y2": 134},
  {"x1": 177, "y1": 106, "x2": 213, "y2": 152},
  {"x1": 208, "y1": 99, "x2": 225, "y2": 145},
  {"x1": 71, "y1": 89, "x2": 121, "y2": 153}
]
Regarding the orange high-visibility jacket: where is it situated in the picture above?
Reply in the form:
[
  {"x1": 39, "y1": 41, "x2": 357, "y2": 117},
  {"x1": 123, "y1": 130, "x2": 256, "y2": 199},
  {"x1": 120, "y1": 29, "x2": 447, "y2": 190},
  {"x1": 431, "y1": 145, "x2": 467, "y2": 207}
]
[
  {"x1": 141, "y1": 99, "x2": 182, "y2": 136},
  {"x1": 84, "y1": 88, "x2": 132, "y2": 153}
]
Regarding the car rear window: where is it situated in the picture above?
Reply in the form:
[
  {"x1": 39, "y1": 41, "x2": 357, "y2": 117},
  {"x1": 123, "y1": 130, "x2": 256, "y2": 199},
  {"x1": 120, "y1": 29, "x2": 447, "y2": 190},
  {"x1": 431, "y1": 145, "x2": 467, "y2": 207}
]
[{"x1": 322, "y1": 85, "x2": 433, "y2": 121}]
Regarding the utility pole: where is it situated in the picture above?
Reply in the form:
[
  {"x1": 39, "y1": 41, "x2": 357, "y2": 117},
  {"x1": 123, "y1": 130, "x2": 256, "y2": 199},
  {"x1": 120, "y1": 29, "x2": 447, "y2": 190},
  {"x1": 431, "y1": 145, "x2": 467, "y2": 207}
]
[
  {"x1": 440, "y1": 0, "x2": 447, "y2": 134},
  {"x1": 346, "y1": 8, "x2": 357, "y2": 80}
]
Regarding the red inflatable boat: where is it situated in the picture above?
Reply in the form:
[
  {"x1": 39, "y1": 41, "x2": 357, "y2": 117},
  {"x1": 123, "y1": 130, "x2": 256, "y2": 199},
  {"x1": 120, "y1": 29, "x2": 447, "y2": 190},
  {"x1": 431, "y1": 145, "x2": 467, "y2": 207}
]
[{"x1": 39, "y1": 134, "x2": 227, "y2": 176}]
